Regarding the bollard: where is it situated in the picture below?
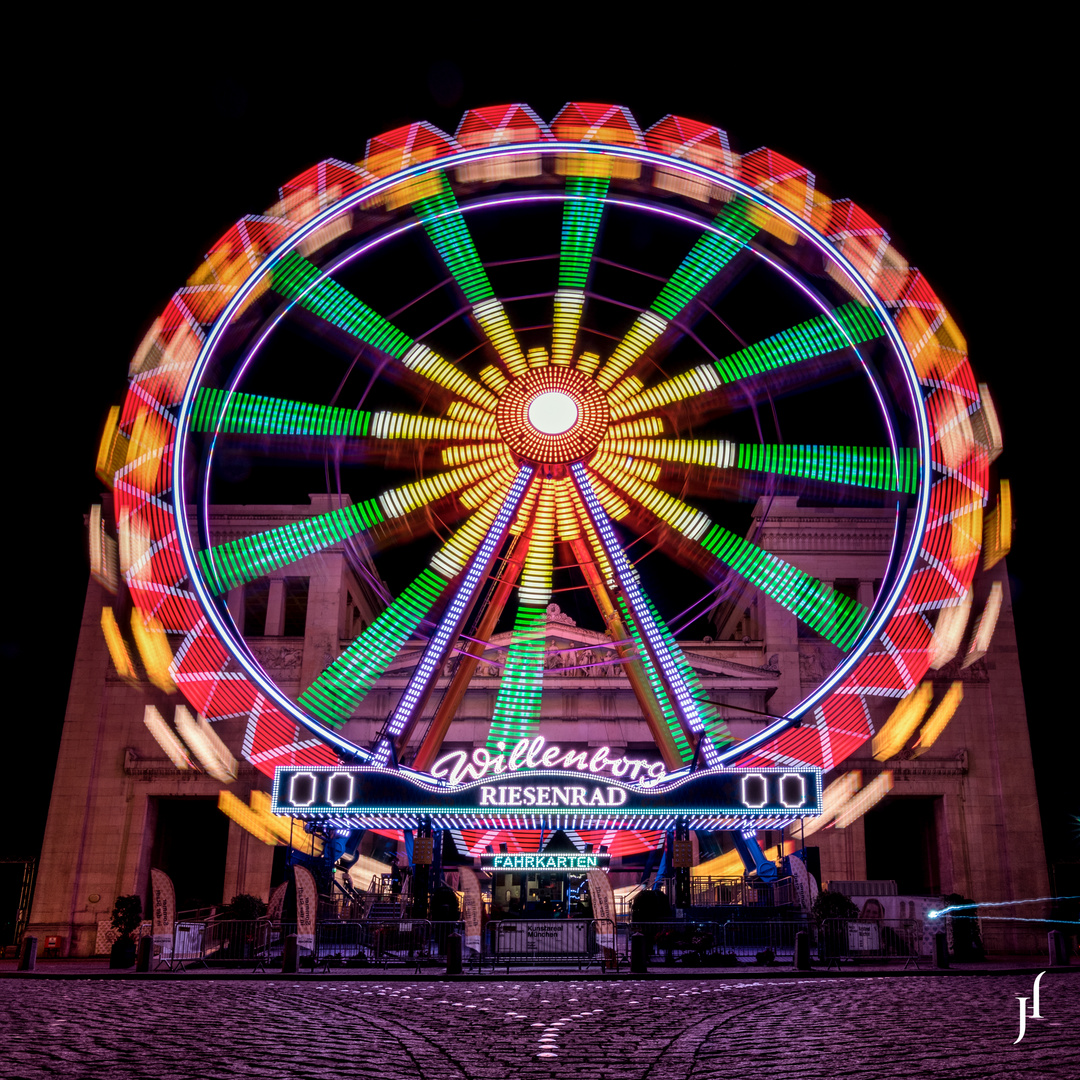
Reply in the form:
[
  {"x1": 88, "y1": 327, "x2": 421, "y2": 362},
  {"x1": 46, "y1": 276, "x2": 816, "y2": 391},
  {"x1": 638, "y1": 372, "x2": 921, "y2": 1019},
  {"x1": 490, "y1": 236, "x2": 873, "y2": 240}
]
[
  {"x1": 794, "y1": 931, "x2": 811, "y2": 970},
  {"x1": 1048, "y1": 929, "x2": 1069, "y2": 967},
  {"x1": 17, "y1": 935, "x2": 37, "y2": 972},
  {"x1": 282, "y1": 934, "x2": 299, "y2": 973},
  {"x1": 446, "y1": 932, "x2": 462, "y2": 975},
  {"x1": 136, "y1": 936, "x2": 153, "y2": 973},
  {"x1": 630, "y1": 931, "x2": 647, "y2": 974},
  {"x1": 934, "y1": 931, "x2": 950, "y2": 968}
]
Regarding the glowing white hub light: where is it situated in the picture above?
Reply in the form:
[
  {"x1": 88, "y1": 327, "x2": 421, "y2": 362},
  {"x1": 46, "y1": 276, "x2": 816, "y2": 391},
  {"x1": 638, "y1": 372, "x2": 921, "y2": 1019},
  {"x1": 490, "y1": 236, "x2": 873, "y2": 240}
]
[{"x1": 528, "y1": 391, "x2": 578, "y2": 435}]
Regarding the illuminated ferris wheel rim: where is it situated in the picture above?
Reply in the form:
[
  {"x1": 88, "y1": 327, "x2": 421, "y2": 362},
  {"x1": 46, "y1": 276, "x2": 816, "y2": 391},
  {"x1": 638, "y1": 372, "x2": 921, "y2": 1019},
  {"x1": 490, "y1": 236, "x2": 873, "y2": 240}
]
[{"x1": 173, "y1": 137, "x2": 932, "y2": 772}]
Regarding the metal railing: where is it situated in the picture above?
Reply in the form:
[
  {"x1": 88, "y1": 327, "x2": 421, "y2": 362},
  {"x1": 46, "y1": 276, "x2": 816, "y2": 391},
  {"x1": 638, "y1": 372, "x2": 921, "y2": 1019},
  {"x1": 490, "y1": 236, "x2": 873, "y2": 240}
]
[
  {"x1": 487, "y1": 918, "x2": 618, "y2": 972},
  {"x1": 150, "y1": 915, "x2": 830, "y2": 971},
  {"x1": 818, "y1": 918, "x2": 929, "y2": 969}
]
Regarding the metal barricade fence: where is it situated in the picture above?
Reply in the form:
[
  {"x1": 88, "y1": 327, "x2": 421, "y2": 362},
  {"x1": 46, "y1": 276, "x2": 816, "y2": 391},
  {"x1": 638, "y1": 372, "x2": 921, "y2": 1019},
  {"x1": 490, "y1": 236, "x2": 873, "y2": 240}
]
[
  {"x1": 488, "y1": 919, "x2": 608, "y2": 972},
  {"x1": 315, "y1": 919, "x2": 433, "y2": 971},
  {"x1": 165, "y1": 919, "x2": 275, "y2": 970},
  {"x1": 716, "y1": 919, "x2": 809, "y2": 961},
  {"x1": 623, "y1": 921, "x2": 725, "y2": 966},
  {"x1": 820, "y1": 918, "x2": 928, "y2": 969}
]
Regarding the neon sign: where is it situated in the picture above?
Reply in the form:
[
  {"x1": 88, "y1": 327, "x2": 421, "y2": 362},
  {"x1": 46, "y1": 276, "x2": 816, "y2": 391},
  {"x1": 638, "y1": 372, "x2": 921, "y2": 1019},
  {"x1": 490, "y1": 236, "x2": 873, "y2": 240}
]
[
  {"x1": 431, "y1": 735, "x2": 668, "y2": 786},
  {"x1": 271, "y1": 765, "x2": 822, "y2": 829},
  {"x1": 480, "y1": 853, "x2": 610, "y2": 871}
]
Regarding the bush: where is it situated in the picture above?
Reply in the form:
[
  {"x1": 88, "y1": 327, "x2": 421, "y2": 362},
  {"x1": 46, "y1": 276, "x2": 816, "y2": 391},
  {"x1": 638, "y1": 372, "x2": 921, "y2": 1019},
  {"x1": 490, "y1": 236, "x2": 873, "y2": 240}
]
[
  {"x1": 225, "y1": 893, "x2": 268, "y2": 920},
  {"x1": 755, "y1": 947, "x2": 775, "y2": 965},
  {"x1": 110, "y1": 895, "x2": 143, "y2": 939}
]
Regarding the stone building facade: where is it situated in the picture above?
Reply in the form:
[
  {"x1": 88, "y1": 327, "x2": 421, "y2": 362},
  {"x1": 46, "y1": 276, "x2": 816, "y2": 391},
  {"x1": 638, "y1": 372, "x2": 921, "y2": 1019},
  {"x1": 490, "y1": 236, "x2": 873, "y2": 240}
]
[{"x1": 29, "y1": 497, "x2": 1047, "y2": 955}]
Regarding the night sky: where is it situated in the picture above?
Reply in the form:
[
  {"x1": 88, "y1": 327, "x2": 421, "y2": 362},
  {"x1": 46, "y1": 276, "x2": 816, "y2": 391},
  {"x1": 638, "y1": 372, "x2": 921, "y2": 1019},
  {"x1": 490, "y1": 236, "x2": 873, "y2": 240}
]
[{"x1": 6, "y1": 23, "x2": 1071, "y2": 878}]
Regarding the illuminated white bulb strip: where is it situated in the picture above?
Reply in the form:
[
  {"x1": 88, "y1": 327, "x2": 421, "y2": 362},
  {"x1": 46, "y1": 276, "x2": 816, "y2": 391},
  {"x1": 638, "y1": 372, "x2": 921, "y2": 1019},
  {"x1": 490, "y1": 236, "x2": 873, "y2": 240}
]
[
  {"x1": 371, "y1": 412, "x2": 498, "y2": 441},
  {"x1": 591, "y1": 454, "x2": 712, "y2": 542},
  {"x1": 610, "y1": 363, "x2": 722, "y2": 420},
  {"x1": 401, "y1": 342, "x2": 498, "y2": 412},
  {"x1": 601, "y1": 437, "x2": 737, "y2": 470},
  {"x1": 596, "y1": 311, "x2": 667, "y2": 390},
  {"x1": 472, "y1": 298, "x2": 528, "y2": 377},
  {"x1": 552, "y1": 289, "x2": 585, "y2": 365},
  {"x1": 377, "y1": 453, "x2": 509, "y2": 519},
  {"x1": 432, "y1": 472, "x2": 516, "y2": 579},
  {"x1": 373, "y1": 465, "x2": 534, "y2": 765},
  {"x1": 570, "y1": 463, "x2": 720, "y2": 766}
]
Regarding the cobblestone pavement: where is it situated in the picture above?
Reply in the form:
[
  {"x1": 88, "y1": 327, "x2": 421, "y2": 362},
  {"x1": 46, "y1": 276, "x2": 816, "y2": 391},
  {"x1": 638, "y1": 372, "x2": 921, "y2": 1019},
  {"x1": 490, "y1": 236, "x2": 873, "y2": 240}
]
[{"x1": 2, "y1": 973, "x2": 1078, "y2": 1079}]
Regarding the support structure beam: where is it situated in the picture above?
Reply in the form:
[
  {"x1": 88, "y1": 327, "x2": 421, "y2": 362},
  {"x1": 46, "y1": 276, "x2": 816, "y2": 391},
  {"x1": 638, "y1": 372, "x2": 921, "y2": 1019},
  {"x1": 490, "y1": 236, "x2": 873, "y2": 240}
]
[{"x1": 410, "y1": 532, "x2": 529, "y2": 771}]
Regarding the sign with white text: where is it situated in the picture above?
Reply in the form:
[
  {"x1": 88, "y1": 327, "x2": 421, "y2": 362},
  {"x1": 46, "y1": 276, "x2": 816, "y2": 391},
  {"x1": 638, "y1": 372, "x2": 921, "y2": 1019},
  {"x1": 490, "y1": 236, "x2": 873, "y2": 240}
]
[
  {"x1": 271, "y1": 765, "x2": 821, "y2": 828},
  {"x1": 480, "y1": 853, "x2": 610, "y2": 872}
]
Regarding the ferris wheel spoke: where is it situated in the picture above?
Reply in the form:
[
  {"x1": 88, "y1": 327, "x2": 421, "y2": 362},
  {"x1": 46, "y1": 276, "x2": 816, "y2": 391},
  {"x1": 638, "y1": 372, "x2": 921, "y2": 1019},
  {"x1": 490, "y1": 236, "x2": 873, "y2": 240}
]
[
  {"x1": 599, "y1": 437, "x2": 920, "y2": 497},
  {"x1": 571, "y1": 463, "x2": 730, "y2": 767},
  {"x1": 587, "y1": 456, "x2": 868, "y2": 650},
  {"x1": 483, "y1": 482, "x2": 558, "y2": 751},
  {"x1": 411, "y1": 173, "x2": 529, "y2": 378},
  {"x1": 197, "y1": 452, "x2": 515, "y2": 595},
  {"x1": 299, "y1": 467, "x2": 531, "y2": 732},
  {"x1": 609, "y1": 301, "x2": 887, "y2": 422},
  {"x1": 190, "y1": 389, "x2": 498, "y2": 473},
  {"x1": 269, "y1": 250, "x2": 498, "y2": 412},
  {"x1": 594, "y1": 198, "x2": 758, "y2": 393},
  {"x1": 555, "y1": 174, "x2": 610, "y2": 368},
  {"x1": 371, "y1": 466, "x2": 535, "y2": 765}
]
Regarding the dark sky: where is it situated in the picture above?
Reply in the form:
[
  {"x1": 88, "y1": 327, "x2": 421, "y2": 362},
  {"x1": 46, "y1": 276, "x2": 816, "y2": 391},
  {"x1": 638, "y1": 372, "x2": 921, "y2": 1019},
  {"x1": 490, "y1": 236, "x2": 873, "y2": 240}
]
[{"x1": 6, "y1": 22, "x2": 1071, "y2": 866}]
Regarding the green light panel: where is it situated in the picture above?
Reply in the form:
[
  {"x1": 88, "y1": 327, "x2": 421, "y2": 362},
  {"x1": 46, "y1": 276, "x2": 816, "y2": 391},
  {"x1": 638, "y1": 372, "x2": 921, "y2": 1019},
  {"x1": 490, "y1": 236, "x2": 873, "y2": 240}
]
[
  {"x1": 271, "y1": 252, "x2": 414, "y2": 358},
  {"x1": 650, "y1": 199, "x2": 757, "y2": 322},
  {"x1": 616, "y1": 600, "x2": 695, "y2": 764},
  {"x1": 191, "y1": 388, "x2": 372, "y2": 438},
  {"x1": 713, "y1": 302, "x2": 884, "y2": 384},
  {"x1": 700, "y1": 525, "x2": 867, "y2": 650},
  {"x1": 198, "y1": 501, "x2": 384, "y2": 595},
  {"x1": 736, "y1": 443, "x2": 920, "y2": 495},
  {"x1": 559, "y1": 176, "x2": 610, "y2": 290},
  {"x1": 413, "y1": 175, "x2": 494, "y2": 306},
  {"x1": 299, "y1": 568, "x2": 447, "y2": 728},
  {"x1": 485, "y1": 605, "x2": 547, "y2": 752}
]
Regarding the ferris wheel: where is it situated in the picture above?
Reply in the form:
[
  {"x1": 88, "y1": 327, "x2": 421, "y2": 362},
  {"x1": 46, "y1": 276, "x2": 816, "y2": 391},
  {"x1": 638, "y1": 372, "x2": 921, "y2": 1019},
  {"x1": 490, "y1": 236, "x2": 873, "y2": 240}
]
[{"x1": 99, "y1": 103, "x2": 998, "y2": 849}]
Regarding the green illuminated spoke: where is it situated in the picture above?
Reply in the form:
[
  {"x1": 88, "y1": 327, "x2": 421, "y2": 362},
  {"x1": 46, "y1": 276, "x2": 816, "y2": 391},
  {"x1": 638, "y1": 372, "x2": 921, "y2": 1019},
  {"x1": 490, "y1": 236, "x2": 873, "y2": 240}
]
[
  {"x1": 413, "y1": 174, "x2": 528, "y2": 377},
  {"x1": 700, "y1": 524, "x2": 867, "y2": 650},
  {"x1": 735, "y1": 443, "x2": 920, "y2": 495},
  {"x1": 597, "y1": 198, "x2": 757, "y2": 391},
  {"x1": 192, "y1": 388, "x2": 497, "y2": 446},
  {"x1": 191, "y1": 388, "x2": 372, "y2": 438},
  {"x1": 560, "y1": 176, "x2": 609, "y2": 291},
  {"x1": 650, "y1": 197, "x2": 757, "y2": 322},
  {"x1": 553, "y1": 176, "x2": 609, "y2": 366},
  {"x1": 485, "y1": 605, "x2": 547, "y2": 751},
  {"x1": 299, "y1": 568, "x2": 447, "y2": 728},
  {"x1": 712, "y1": 301, "x2": 884, "y2": 383},
  {"x1": 602, "y1": 438, "x2": 920, "y2": 496},
  {"x1": 611, "y1": 302, "x2": 886, "y2": 420},
  {"x1": 198, "y1": 500, "x2": 384, "y2": 595},
  {"x1": 592, "y1": 460, "x2": 868, "y2": 650},
  {"x1": 413, "y1": 174, "x2": 495, "y2": 305},
  {"x1": 270, "y1": 251, "x2": 497, "y2": 411}
]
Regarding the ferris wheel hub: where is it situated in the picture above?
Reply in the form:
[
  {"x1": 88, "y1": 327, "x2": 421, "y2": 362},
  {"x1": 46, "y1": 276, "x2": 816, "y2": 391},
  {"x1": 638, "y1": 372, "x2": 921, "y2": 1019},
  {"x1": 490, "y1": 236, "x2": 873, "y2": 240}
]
[
  {"x1": 495, "y1": 367, "x2": 609, "y2": 464},
  {"x1": 527, "y1": 391, "x2": 578, "y2": 434}
]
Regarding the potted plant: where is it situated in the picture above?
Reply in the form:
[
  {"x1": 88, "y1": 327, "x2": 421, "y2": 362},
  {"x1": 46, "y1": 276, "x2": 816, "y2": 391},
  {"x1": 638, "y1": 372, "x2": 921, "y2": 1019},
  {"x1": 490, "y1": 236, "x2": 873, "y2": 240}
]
[{"x1": 109, "y1": 894, "x2": 142, "y2": 968}]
